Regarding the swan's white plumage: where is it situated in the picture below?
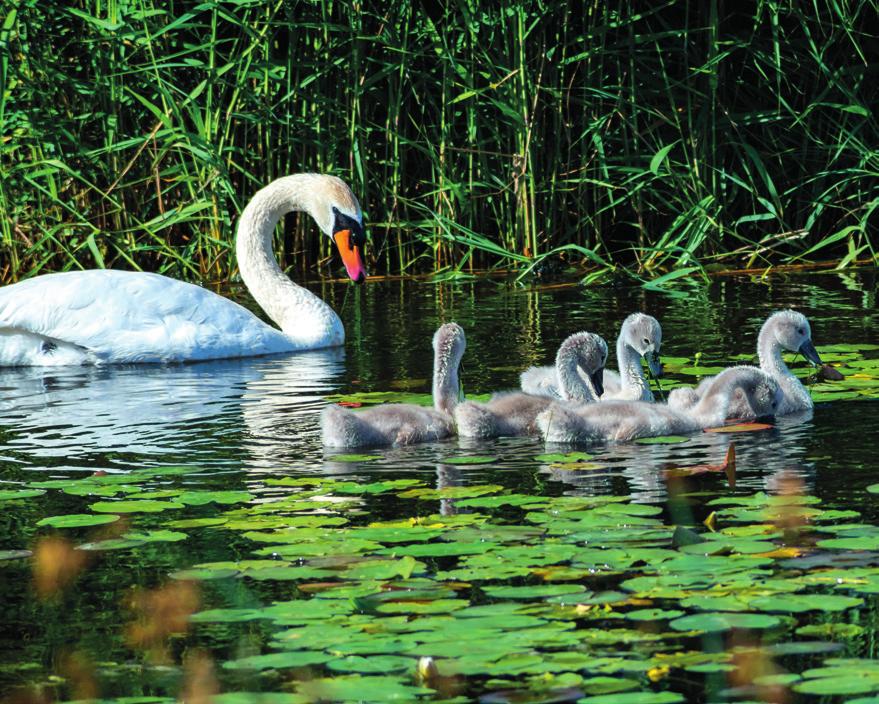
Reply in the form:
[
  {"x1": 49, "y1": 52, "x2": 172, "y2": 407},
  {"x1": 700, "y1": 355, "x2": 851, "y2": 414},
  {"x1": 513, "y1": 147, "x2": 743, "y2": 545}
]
[
  {"x1": 0, "y1": 174, "x2": 360, "y2": 366},
  {"x1": 0, "y1": 270, "x2": 313, "y2": 365}
]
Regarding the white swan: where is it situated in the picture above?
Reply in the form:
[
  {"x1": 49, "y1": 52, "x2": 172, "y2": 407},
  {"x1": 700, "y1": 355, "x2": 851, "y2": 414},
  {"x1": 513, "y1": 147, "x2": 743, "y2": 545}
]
[
  {"x1": 0, "y1": 174, "x2": 366, "y2": 366},
  {"x1": 520, "y1": 313, "x2": 663, "y2": 402},
  {"x1": 668, "y1": 310, "x2": 822, "y2": 418},
  {"x1": 537, "y1": 366, "x2": 780, "y2": 444},
  {"x1": 454, "y1": 332, "x2": 607, "y2": 439},
  {"x1": 321, "y1": 323, "x2": 466, "y2": 448}
]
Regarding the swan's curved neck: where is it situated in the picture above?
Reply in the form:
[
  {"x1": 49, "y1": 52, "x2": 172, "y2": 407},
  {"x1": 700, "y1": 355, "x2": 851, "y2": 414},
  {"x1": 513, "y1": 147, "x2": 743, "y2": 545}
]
[
  {"x1": 236, "y1": 176, "x2": 339, "y2": 341},
  {"x1": 556, "y1": 349, "x2": 598, "y2": 402},
  {"x1": 433, "y1": 343, "x2": 463, "y2": 415},
  {"x1": 617, "y1": 336, "x2": 651, "y2": 400},
  {"x1": 757, "y1": 324, "x2": 790, "y2": 377}
]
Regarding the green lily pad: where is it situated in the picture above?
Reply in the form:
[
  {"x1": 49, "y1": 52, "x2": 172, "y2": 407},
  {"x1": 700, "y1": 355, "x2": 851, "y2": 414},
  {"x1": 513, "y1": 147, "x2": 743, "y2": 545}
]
[
  {"x1": 296, "y1": 675, "x2": 433, "y2": 702},
  {"x1": 223, "y1": 650, "x2": 332, "y2": 670},
  {"x1": 325, "y1": 655, "x2": 415, "y2": 673},
  {"x1": 441, "y1": 455, "x2": 499, "y2": 465},
  {"x1": 330, "y1": 454, "x2": 382, "y2": 462},
  {"x1": 535, "y1": 452, "x2": 594, "y2": 463},
  {"x1": 0, "y1": 549, "x2": 32, "y2": 561},
  {"x1": 577, "y1": 692, "x2": 685, "y2": 703},
  {"x1": 669, "y1": 612, "x2": 781, "y2": 633},
  {"x1": 37, "y1": 514, "x2": 121, "y2": 528},
  {"x1": 90, "y1": 500, "x2": 184, "y2": 513},
  {"x1": 0, "y1": 489, "x2": 46, "y2": 501},
  {"x1": 634, "y1": 436, "x2": 690, "y2": 445}
]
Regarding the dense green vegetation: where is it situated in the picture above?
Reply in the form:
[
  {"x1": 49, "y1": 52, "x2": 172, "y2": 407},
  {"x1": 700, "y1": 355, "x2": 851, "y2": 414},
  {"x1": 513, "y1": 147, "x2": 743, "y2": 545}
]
[{"x1": 1, "y1": 0, "x2": 877, "y2": 285}]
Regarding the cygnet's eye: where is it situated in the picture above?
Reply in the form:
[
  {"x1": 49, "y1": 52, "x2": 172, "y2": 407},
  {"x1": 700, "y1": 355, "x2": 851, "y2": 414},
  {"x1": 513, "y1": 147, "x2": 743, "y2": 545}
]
[
  {"x1": 642, "y1": 337, "x2": 650, "y2": 345},
  {"x1": 797, "y1": 327, "x2": 805, "y2": 336}
]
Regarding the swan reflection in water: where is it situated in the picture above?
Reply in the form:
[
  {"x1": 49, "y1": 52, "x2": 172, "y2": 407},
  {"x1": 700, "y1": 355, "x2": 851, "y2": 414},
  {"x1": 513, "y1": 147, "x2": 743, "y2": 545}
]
[{"x1": 0, "y1": 349, "x2": 345, "y2": 472}]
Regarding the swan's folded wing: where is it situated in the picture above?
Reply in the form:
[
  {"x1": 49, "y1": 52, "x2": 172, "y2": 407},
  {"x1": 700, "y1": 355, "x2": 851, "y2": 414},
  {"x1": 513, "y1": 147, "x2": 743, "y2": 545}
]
[{"x1": 0, "y1": 270, "x2": 294, "y2": 364}]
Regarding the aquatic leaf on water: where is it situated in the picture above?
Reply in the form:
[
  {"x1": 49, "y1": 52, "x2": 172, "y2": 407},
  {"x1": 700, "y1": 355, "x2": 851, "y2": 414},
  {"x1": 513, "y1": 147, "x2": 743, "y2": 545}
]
[
  {"x1": 669, "y1": 612, "x2": 781, "y2": 632},
  {"x1": 797, "y1": 623, "x2": 865, "y2": 638},
  {"x1": 176, "y1": 490, "x2": 253, "y2": 505},
  {"x1": 0, "y1": 549, "x2": 32, "y2": 561},
  {"x1": 166, "y1": 517, "x2": 228, "y2": 528},
  {"x1": 0, "y1": 489, "x2": 46, "y2": 501},
  {"x1": 576, "y1": 691, "x2": 685, "y2": 703},
  {"x1": 704, "y1": 422, "x2": 774, "y2": 433},
  {"x1": 623, "y1": 608, "x2": 685, "y2": 622},
  {"x1": 78, "y1": 530, "x2": 188, "y2": 551},
  {"x1": 441, "y1": 455, "x2": 499, "y2": 465},
  {"x1": 295, "y1": 675, "x2": 434, "y2": 702},
  {"x1": 535, "y1": 452, "x2": 594, "y2": 463},
  {"x1": 90, "y1": 500, "x2": 185, "y2": 513},
  {"x1": 223, "y1": 650, "x2": 333, "y2": 670},
  {"x1": 481, "y1": 584, "x2": 587, "y2": 600},
  {"x1": 634, "y1": 436, "x2": 690, "y2": 445},
  {"x1": 327, "y1": 454, "x2": 382, "y2": 463},
  {"x1": 325, "y1": 654, "x2": 416, "y2": 673},
  {"x1": 397, "y1": 485, "x2": 504, "y2": 500},
  {"x1": 169, "y1": 567, "x2": 239, "y2": 580},
  {"x1": 867, "y1": 484, "x2": 879, "y2": 494},
  {"x1": 36, "y1": 514, "x2": 120, "y2": 528},
  {"x1": 748, "y1": 593, "x2": 863, "y2": 613}
]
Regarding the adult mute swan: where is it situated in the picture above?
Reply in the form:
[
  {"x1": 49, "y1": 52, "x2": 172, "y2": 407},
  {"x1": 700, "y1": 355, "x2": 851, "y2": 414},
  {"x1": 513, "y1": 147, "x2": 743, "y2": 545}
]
[
  {"x1": 321, "y1": 323, "x2": 466, "y2": 448},
  {"x1": 521, "y1": 313, "x2": 663, "y2": 402},
  {"x1": 0, "y1": 174, "x2": 366, "y2": 366},
  {"x1": 454, "y1": 332, "x2": 606, "y2": 439},
  {"x1": 668, "y1": 310, "x2": 822, "y2": 418},
  {"x1": 537, "y1": 366, "x2": 780, "y2": 445}
]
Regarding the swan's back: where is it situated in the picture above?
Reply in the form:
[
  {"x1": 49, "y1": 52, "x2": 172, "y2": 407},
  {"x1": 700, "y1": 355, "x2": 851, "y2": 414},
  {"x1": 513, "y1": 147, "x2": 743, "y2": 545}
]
[{"x1": 0, "y1": 270, "x2": 300, "y2": 365}]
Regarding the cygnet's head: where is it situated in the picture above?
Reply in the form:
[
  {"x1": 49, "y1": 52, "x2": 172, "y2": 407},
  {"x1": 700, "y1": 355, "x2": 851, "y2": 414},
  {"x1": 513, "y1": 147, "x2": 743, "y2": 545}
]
[
  {"x1": 622, "y1": 313, "x2": 663, "y2": 377},
  {"x1": 557, "y1": 332, "x2": 608, "y2": 397},
  {"x1": 765, "y1": 310, "x2": 822, "y2": 365},
  {"x1": 746, "y1": 370, "x2": 783, "y2": 418},
  {"x1": 433, "y1": 322, "x2": 467, "y2": 364}
]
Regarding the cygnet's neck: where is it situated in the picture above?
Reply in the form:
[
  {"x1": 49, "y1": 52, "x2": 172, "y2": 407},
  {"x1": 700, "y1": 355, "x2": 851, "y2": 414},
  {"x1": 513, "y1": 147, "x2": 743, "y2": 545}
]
[
  {"x1": 555, "y1": 347, "x2": 599, "y2": 402},
  {"x1": 433, "y1": 340, "x2": 463, "y2": 415},
  {"x1": 617, "y1": 335, "x2": 652, "y2": 401},
  {"x1": 757, "y1": 321, "x2": 791, "y2": 378},
  {"x1": 236, "y1": 175, "x2": 340, "y2": 341}
]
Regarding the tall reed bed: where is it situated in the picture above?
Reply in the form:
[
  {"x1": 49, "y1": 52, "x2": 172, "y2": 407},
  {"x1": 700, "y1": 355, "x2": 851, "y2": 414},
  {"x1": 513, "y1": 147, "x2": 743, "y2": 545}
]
[{"x1": 1, "y1": 0, "x2": 876, "y2": 285}]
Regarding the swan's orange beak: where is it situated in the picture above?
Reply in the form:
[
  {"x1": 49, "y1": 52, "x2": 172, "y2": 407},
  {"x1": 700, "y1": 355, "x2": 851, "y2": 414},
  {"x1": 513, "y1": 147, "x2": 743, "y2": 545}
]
[{"x1": 333, "y1": 230, "x2": 367, "y2": 283}]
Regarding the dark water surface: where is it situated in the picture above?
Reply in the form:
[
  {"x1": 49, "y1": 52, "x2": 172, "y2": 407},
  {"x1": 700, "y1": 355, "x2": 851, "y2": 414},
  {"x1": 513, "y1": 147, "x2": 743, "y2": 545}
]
[{"x1": 1, "y1": 270, "x2": 877, "y2": 701}]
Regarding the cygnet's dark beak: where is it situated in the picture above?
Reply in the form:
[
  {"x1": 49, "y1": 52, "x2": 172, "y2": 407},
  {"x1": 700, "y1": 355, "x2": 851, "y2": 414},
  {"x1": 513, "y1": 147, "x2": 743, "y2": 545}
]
[
  {"x1": 647, "y1": 351, "x2": 664, "y2": 378},
  {"x1": 590, "y1": 368, "x2": 605, "y2": 398},
  {"x1": 798, "y1": 339, "x2": 822, "y2": 365}
]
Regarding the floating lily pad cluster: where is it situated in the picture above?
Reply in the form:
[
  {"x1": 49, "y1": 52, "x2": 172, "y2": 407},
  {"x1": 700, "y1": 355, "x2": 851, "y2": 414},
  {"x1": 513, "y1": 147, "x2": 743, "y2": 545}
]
[{"x1": 5, "y1": 463, "x2": 879, "y2": 702}]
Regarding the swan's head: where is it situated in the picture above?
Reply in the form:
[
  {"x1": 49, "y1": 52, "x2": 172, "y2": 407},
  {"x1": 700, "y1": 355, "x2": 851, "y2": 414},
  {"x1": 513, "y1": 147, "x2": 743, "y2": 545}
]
[
  {"x1": 304, "y1": 175, "x2": 367, "y2": 284},
  {"x1": 767, "y1": 310, "x2": 822, "y2": 365},
  {"x1": 622, "y1": 313, "x2": 663, "y2": 377},
  {"x1": 559, "y1": 332, "x2": 608, "y2": 397}
]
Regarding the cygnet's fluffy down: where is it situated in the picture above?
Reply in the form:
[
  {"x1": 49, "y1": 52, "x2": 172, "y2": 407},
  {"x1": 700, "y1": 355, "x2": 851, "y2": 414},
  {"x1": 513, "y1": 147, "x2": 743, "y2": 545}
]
[
  {"x1": 668, "y1": 310, "x2": 821, "y2": 418},
  {"x1": 538, "y1": 366, "x2": 780, "y2": 445},
  {"x1": 455, "y1": 332, "x2": 606, "y2": 439},
  {"x1": 321, "y1": 322, "x2": 465, "y2": 448},
  {"x1": 520, "y1": 313, "x2": 663, "y2": 402}
]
